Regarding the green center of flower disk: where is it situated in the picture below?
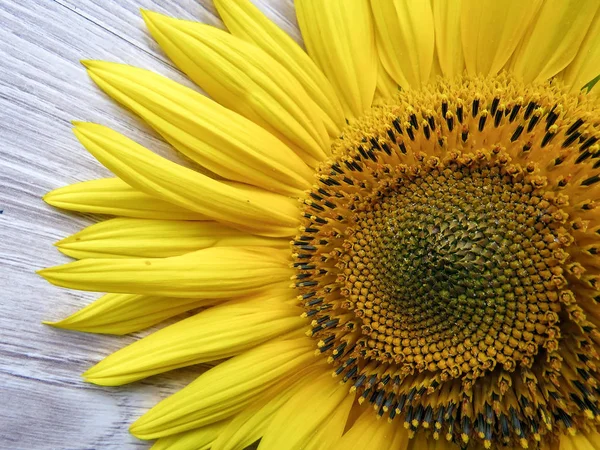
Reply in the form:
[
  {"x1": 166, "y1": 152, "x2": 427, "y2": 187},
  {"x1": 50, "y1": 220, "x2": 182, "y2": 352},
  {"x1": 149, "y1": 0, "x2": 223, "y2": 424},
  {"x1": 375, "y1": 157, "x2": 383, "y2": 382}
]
[{"x1": 293, "y1": 77, "x2": 600, "y2": 449}]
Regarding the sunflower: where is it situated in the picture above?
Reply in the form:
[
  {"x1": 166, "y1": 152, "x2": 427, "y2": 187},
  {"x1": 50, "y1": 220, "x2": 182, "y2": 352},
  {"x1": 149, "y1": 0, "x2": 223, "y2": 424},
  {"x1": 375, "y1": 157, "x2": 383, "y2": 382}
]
[{"x1": 38, "y1": 0, "x2": 600, "y2": 449}]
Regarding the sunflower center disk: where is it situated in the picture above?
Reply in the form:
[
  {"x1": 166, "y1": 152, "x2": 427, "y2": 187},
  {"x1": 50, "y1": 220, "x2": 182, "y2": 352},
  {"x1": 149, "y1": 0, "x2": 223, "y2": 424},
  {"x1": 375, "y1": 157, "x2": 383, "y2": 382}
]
[
  {"x1": 293, "y1": 76, "x2": 600, "y2": 449},
  {"x1": 342, "y1": 158, "x2": 566, "y2": 380}
]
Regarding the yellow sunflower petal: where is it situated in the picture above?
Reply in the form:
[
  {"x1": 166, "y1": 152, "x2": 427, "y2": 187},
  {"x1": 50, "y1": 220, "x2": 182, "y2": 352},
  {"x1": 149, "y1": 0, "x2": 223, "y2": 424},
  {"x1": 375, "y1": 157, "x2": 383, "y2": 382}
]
[
  {"x1": 55, "y1": 218, "x2": 287, "y2": 259},
  {"x1": 150, "y1": 420, "x2": 228, "y2": 450},
  {"x1": 460, "y1": 0, "x2": 542, "y2": 77},
  {"x1": 81, "y1": 61, "x2": 313, "y2": 194},
  {"x1": 302, "y1": 392, "x2": 356, "y2": 450},
  {"x1": 509, "y1": 0, "x2": 600, "y2": 83},
  {"x1": 258, "y1": 369, "x2": 354, "y2": 450},
  {"x1": 375, "y1": 50, "x2": 400, "y2": 99},
  {"x1": 213, "y1": 0, "x2": 345, "y2": 136},
  {"x1": 129, "y1": 336, "x2": 315, "y2": 439},
  {"x1": 71, "y1": 123, "x2": 299, "y2": 237},
  {"x1": 142, "y1": 10, "x2": 330, "y2": 166},
  {"x1": 559, "y1": 430, "x2": 600, "y2": 450},
  {"x1": 83, "y1": 299, "x2": 304, "y2": 385},
  {"x1": 331, "y1": 408, "x2": 409, "y2": 450},
  {"x1": 371, "y1": 0, "x2": 435, "y2": 89},
  {"x1": 44, "y1": 178, "x2": 207, "y2": 220},
  {"x1": 44, "y1": 293, "x2": 218, "y2": 335},
  {"x1": 210, "y1": 363, "x2": 325, "y2": 450},
  {"x1": 37, "y1": 247, "x2": 292, "y2": 297},
  {"x1": 560, "y1": 7, "x2": 600, "y2": 93},
  {"x1": 432, "y1": 0, "x2": 464, "y2": 78},
  {"x1": 295, "y1": 0, "x2": 376, "y2": 118}
]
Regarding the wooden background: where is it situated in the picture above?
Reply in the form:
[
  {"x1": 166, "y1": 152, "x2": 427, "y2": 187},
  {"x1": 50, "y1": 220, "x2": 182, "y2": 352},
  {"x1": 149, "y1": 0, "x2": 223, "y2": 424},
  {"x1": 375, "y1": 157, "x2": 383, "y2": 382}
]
[{"x1": 0, "y1": 1, "x2": 297, "y2": 448}]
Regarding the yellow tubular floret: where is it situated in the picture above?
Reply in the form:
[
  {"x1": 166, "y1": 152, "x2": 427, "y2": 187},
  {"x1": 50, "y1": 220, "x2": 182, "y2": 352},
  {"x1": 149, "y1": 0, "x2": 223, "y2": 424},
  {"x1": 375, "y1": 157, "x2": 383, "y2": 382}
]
[
  {"x1": 44, "y1": 293, "x2": 221, "y2": 335},
  {"x1": 38, "y1": 247, "x2": 293, "y2": 297},
  {"x1": 129, "y1": 337, "x2": 315, "y2": 439},
  {"x1": 82, "y1": 299, "x2": 305, "y2": 385},
  {"x1": 150, "y1": 420, "x2": 229, "y2": 450},
  {"x1": 431, "y1": 0, "x2": 464, "y2": 78},
  {"x1": 258, "y1": 370, "x2": 355, "y2": 450},
  {"x1": 509, "y1": 0, "x2": 600, "y2": 82},
  {"x1": 55, "y1": 218, "x2": 288, "y2": 259},
  {"x1": 80, "y1": 62, "x2": 313, "y2": 195},
  {"x1": 460, "y1": 0, "x2": 542, "y2": 76},
  {"x1": 296, "y1": 0, "x2": 377, "y2": 118},
  {"x1": 560, "y1": 7, "x2": 600, "y2": 93},
  {"x1": 371, "y1": 0, "x2": 435, "y2": 89},
  {"x1": 212, "y1": 0, "x2": 345, "y2": 137},
  {"x1": 142, "y1": 10, "x2": 330, "y2": 166},
  {"x1": 70, "y1": 123, "x2": 299, "y2": 237},
  {"x1": 43, "y1": 178, "x2": 207, "y2": 220}
]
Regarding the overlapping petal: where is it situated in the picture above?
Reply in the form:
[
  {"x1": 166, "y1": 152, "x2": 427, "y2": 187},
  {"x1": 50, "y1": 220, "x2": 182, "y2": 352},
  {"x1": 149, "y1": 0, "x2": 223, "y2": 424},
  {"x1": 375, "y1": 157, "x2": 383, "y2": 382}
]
[
  {"x1": 83, "y1": 298, "x2": 304, "y2": 385},
  {"x1": 213, "y1": 0, "x2": 345, "y2": 136},
  {"x1": 371, "y1": 0, "x2": 435, "y2": 89},
  {"x1": 560, "y1": 7, "x2": 600, "y2": 93},
  {"x1": 259, "y1": 370, "x2": 355, "y2": 450},
  {"x1": 38, "y1": 247, "x2": 292, "y2": 297},
  {"x1": 82, "y1": 62, "x2": 313, "y2": 193},
  {"x1": 44, "y1": 293, "x2": 219, "y2": 335},
  {"x1": 44, "y1": 178, "x2": 207, "y2": 220},
  {"x1": 432, "y1": 0, "x2": 464, "y2": 78},
  {"x1": 331, "y1": 408, "x2": 409, "y2": 450},
  {"x1": 151, "y1": 420, "x2": 228, "y2": 450},
  {"x1": 55, "y1": 218, "x2": 287, "y2": 259},
  {"x1": 210, "y1": 364, "x2": 325, "y2": 450},
  {"x1": 509, "y1": 0, "x2": 600, "y2": 82},
  {"x1": 143, "y1": 10, "x2": 330, "y2": 166},
  {"x1": 460, "y1": 0, "x2": 542, "y2": 76},
  {"x1": 129, "y1": 336, "x2": 315, "y2": 439},
  {"x1": 71, "y1": 123, "x2": 300, "y2": 237},
  {"x1": 296, "y1": 0, "x2": 377, "y2": 118}
]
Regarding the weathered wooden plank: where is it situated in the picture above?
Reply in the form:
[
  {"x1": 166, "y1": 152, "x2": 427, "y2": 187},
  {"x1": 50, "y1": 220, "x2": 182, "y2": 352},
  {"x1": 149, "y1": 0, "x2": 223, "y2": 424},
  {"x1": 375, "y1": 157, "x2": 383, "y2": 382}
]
[{"x1": 0, "y1": 1, "x2": 296, "y2": 448}]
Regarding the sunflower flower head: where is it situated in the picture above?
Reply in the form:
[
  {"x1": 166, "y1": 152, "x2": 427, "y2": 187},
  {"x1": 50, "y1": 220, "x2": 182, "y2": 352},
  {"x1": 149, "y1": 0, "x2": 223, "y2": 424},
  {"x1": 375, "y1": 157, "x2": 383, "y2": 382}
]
[{"x1": 40, "y1": 1, "x2": 600, "y2": 449}]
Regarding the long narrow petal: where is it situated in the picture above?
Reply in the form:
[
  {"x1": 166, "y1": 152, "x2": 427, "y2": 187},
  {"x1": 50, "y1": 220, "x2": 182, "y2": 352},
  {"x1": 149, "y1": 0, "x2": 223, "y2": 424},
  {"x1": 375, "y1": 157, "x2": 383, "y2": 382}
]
[
  {"x1": 330, "y1": 408, "x2": 410, "y2": 450},
  {"x1": 560, "y1": 7, "x2": 600, "y2": 93},
  {"x1": 129, "y1": 337, "x2": 315, "y2": 439},
  {"x1": 142, "y1": 11, "x2": 330, "y2": 166},
  {"x1": 460, "y1": 0, "x2": 542, "y2": 76},
  {"x1": 296, "y1": 0, "x2": 376, "y2": 118},
  {"x1": 45, "y1": 281, "x2": 294, "y2": 336},
  {"x1": 83, "y1": 299, "x2": 304, "y2": 385},
  {"x1": 56, "y1": 218, "x2": 288, "y2": 259},
  {"x1": 213, "y1": 0, "x2": 344, "y2": 137},
  {"x1": 82, "y1": 62, "x2": 313, "y2": 194},
  {"x1": 210, "y1": 363, "x2": 326, "y2": 450},
  {"x1": 151, "y1": 420, "x2": 228, "y2": 450},
  {"x1": 38, "y1": 247, "x2": 293, "y2": 297},
  {"x1": 371, "y1": 0, "x2": 435, "y2": 89},
  {"x1": 375, "y1": 50, "x2": 400, "y2": 99},
  {"x1": 259, "y1": 371, "x2": 353, "y2": 450},
  {"x1": 71, "y1": 123, "x2": 299, "y2": 237},
  {"x1": 302, "y1": 393, "x2": 356, "y2": 450},
  {"x1": 44, "y1": 178, "x2": 207, "y2": 220},
  {"x1": 44, "y1": 293, "x2": 218, "y2": 335},
  {"x1": 559, "y1": 430, "x2": 600, "y2": 450},
  {"x1": 509, "y1": 0, "x2": 600, "y2": 82},
  {"x1": 432, "y1": 0, "x2": 464, "y2": 78}
]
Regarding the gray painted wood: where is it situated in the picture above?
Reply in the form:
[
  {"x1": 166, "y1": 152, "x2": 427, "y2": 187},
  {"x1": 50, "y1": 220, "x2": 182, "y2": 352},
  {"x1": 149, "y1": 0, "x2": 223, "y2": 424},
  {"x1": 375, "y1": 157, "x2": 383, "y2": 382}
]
[{"x1": 0, "y1": 1, "x2": 297, "y2": 448}]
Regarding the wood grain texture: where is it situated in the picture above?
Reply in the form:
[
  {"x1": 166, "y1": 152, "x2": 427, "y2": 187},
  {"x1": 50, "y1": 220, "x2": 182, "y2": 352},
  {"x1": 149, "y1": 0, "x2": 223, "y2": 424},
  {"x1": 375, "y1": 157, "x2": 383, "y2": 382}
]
[{"x1": 0, "y1": 1, "x2": 298, "y2": 449}]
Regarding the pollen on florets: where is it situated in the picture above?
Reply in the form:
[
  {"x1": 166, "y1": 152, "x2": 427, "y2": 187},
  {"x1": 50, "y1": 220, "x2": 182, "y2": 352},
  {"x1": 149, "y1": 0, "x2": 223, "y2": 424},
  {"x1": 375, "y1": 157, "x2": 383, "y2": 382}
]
[{"x1": 293, "y1": 74, "x2": 600, "y2": 449}]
